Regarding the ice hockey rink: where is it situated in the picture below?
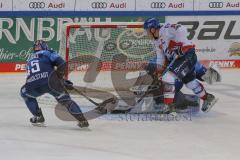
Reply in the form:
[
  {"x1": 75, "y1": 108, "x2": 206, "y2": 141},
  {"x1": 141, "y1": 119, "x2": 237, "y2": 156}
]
[{"x1": 0, "y1": 69, "x2": 240, "y2": 160}]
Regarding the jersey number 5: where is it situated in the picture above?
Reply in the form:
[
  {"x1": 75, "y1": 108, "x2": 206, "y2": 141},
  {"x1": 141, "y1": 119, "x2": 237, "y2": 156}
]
[{"x1": 27, "y1": 60, "x2": 40, "y2": 75}]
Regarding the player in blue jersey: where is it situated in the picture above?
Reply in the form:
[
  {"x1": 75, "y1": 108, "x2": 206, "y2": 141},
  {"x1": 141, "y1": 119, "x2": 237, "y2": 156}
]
[{"x1": 20, "y1": 40, "x2": 89, "y2": 128}]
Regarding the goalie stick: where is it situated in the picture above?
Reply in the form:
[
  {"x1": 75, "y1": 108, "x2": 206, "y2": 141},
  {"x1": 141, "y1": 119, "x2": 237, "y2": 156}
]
[
  {"x1": 71, "y1": 86, "x2": 117, "y2": 113},
  {"x1": 60, "y1": 78, "x2": 117, "y2": 112}
]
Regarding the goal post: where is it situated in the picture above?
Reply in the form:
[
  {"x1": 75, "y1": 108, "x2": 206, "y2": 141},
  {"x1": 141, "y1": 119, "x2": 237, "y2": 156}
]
[{"x1": 59, "y1": 22, "x2": 156, "y2": 91}]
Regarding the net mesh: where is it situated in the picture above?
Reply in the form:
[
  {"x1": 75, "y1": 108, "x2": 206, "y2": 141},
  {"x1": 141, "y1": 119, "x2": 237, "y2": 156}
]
[
  {"x1": 59, "y1": 23, "x2": 156, "y2": 69},
  {"x1": 59, "y1": 22, "x2": 156, "y2": 91}
]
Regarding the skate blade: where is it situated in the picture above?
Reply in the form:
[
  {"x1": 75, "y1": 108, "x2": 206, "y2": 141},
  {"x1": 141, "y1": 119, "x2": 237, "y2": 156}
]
[
  {"x1": 77, "y1": 121, "x2": 89, "y2": 128},
  {"x1": 31, "y1": 122, "x2": 46, "y2": 127},
  {"x1": 77, "y1": 124, "x2": 90, "y2": 130},
  {"x1": 78, "y1": 124, "x2": 89, "y2": 128},
  {"x1": 203, "y1": 98, "x2": 218, "y2": 113},
  {"x1": 169, "y1": 111, "x2": 178, "y2": 117}
]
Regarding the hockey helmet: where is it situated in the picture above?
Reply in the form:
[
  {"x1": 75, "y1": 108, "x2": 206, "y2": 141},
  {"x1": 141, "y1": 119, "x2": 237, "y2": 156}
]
[
  {"x1": 33, "y1": 40, "x2": 49, "y2": 52},
  {"x1": 143, "y1": 18, "x2": 161, "y2": 30}
]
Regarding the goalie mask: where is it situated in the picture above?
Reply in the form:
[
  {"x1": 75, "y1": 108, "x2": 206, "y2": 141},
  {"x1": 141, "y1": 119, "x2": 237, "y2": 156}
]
[{"x1": 33, "y1": 40, "x2": 49, "y2": 52}]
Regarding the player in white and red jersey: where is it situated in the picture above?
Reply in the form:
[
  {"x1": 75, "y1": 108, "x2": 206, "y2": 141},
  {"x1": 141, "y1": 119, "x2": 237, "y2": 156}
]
[{"x1": 143, "y1": 18, "x2": 217, "y2": 112}]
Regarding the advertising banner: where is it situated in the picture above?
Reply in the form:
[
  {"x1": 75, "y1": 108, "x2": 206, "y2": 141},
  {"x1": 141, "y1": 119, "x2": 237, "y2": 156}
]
[
  {"x1": 167, "y1": 15, "x2": 240, "y2": 68},
  {"x1": 13, "y1": 0, "x2": 75, "y2": 11},
  {"x1": 136, "y1": 0, "x2": 193, "y2": 11},
  {"x1": 75, "y1": 0, "x2": 135, "y2": 11},
  {"x1": 0, "y1": 16, "x2": 165, "y2": 72},
  {"x1": 194, "y1": 0, "x2": 240, "y2": 11},
  {"x1": 1, "y1": 0, "x2": 240, "y2": 12}
]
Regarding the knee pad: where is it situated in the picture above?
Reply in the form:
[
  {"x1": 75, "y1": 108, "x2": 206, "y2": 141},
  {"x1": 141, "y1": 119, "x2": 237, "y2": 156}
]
[{"x1": 20, "y1": 86, "x2": 35, "y2": 100}]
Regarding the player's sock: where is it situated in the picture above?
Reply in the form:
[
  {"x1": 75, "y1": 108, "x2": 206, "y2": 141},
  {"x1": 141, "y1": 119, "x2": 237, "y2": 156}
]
[
  {"x1": 162, "y1": 71, "x2": 176, "y2": 113},
  {"x1": 185, "y1": 79, "x2": 218, "y2": 112},
  {"x1": 186, "y1": 79, "x2": 206, "y2": 98}
]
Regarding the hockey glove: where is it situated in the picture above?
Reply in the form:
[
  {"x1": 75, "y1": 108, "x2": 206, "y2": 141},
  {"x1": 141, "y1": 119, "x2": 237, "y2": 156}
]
[
  {"x1": 56, "y1": 63, "x2": 66, "y2": 79},
  {"x1": 145, "y1": 63, "x2": 156, "y2": 76},
  {"x1": 63, "y1": 79, "x2": 74, "y2": 90},
  {"x1": 173, "y1": 46, "x2": 184, "y2": 57}
]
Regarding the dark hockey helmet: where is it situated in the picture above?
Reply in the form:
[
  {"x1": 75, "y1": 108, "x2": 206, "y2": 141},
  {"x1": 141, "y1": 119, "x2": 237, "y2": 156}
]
[
  {"x1": 143, "y1": 18, "x2": 161, "y2": 30},
  {"x1": 33, "y1": 40, "x2": 49, "y2": 52}
]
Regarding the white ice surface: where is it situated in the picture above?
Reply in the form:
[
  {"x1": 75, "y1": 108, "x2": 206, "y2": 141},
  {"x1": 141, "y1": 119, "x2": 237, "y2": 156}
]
[{"x1": 0, "y1": 69, "x2": 240, "y2": 160}]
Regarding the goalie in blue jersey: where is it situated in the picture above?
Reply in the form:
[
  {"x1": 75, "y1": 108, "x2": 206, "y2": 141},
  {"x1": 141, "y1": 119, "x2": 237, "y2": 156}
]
[{"x1": 20, "y1": 40, "x2": 89, "y2": 128}]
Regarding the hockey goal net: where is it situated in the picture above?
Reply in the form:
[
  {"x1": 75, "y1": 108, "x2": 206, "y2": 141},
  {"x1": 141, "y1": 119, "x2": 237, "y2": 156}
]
[{"x1": 59, "y1": 22, "x2": 156, "y2": 92}]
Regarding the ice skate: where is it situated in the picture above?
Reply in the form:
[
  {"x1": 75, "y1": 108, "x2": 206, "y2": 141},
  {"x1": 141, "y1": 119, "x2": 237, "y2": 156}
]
[
  {"x1": 30, "y1": 108, "x2": 45, "y2": 127},
  {"x1": 201, "y1": 93, "x2": 218, "y2": 112},
  {"x1": 154, "y1": 103, "x2": 176, "y2": 115},
  {"x1": 74, "y1": 113, "x2": 89, "y2": 128}
]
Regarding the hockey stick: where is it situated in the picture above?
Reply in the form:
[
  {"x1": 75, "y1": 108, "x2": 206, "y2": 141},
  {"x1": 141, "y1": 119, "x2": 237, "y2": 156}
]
[
  {"x1": 136, "y1": 77, "x2": 159, "y2": 103},
  {"x1": 72, "y1": 86, "x2": 117, "y2": 113},
  {"x1": 137, "y1": 55, "x2": 179, "y2": 103}
]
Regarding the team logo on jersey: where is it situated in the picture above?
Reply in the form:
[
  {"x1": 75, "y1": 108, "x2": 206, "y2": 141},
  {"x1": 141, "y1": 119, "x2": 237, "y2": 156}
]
[
  {"x1": 91, "y1": 2, "x2": 108, "y2": 9},
  {"x1": 209, "y1": 2, "x2": 224, "y2": 8},
  {"x1": 29, "y1": 2, "x2": 46, "y2": 9}
]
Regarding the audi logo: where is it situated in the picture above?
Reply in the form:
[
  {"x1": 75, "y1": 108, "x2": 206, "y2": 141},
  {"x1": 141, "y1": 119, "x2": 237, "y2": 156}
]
[
  {"x1": 150, "y1": 2, "x2": 166, "y2": 9},
  {"x1": 29, "y1": 2, "x2": 46, "y2": 9},
  {"x1": 209, "y1": 2, "x2": 224, "y2": 8},
  {"x1": 91, "y1": 2, "x2": 107, "y2": 9}
]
